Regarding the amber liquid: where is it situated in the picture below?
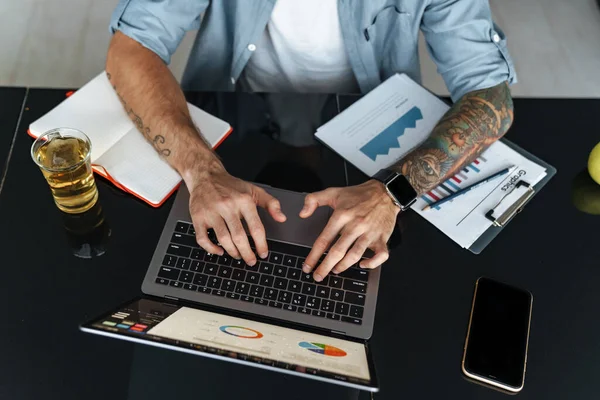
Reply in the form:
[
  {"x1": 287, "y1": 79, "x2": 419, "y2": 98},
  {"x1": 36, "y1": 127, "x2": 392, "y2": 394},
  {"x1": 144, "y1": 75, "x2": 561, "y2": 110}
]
[{"x1": 34, "y1": 137, "x2": 98, "y2": 213}]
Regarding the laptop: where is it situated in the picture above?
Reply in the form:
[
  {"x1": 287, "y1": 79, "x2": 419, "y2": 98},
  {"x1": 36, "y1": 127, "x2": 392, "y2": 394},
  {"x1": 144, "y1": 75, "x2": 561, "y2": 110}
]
[{"x1": 81, "y1": 184, "x2": 381, "y2": 392}]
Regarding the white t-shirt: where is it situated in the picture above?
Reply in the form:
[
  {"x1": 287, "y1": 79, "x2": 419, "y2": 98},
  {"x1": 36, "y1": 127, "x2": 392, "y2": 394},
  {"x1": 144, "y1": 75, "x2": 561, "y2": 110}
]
[{"x1": 241, "y1": 0, "x2": 358, "y2": 93}]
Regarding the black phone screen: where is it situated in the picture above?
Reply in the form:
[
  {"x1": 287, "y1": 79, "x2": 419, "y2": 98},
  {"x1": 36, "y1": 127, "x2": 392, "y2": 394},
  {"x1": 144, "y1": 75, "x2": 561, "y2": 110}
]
[{"x1": 464, "y1": 278, "x2": 532, "y2": 389}]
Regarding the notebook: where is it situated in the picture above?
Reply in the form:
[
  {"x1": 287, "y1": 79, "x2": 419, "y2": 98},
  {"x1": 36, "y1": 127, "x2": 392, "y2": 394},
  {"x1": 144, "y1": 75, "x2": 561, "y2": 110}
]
[{"x1": 28, "y1": 72, "x2": 232, "y2": 207}]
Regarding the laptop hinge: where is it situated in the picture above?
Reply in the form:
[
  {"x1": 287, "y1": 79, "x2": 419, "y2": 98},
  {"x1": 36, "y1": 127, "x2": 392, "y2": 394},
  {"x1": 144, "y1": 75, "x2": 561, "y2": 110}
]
[
  {"x1": 164, "y1": 295, "x2": 179, "y2": 302},
  {"x1": 330, "y1": 330, "x2": 346, "y2": 335}
]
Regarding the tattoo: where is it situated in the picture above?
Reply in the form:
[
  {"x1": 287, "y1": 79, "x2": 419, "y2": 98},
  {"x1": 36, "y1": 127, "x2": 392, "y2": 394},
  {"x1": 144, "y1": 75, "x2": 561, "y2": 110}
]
[
  {"x1": 106, "y1": 71, "x2": 172, "y2": 158},
  {"x1": 394, "y1": 82, "x2": 514, "y2": 194}
]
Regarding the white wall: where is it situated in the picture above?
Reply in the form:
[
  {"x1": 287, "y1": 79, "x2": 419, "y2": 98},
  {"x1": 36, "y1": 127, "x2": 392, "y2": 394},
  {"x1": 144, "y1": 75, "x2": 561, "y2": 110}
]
[{"x1": 1, "y1": 0, "x2": 600, "y2": 97}]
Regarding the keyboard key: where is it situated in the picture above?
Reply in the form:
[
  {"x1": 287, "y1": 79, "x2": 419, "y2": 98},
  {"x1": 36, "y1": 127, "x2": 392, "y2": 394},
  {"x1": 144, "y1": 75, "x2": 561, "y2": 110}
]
[
  {"x1": 343, "y1": 279, "x2": 367, "y2": 294},
  {"x1": 190, "y1": 261, "x2": 204, "y2": 272},
  {"x1": 295, "y1": 307, "x2": 308, "y2": 315},
  {"x1": 350, "y1": 305, "x2": 364, "y2": 319},
  {"x1": 269, "y1": 252, "x2": 283, "y2": 264},
  {"x1": 158, "y1": 267, "x2": 180, "y2": 280},
  {"x1": 287, "y1": 269, "x2": 301, "y2": 280},
  {"x1": 162, "y1": 255, "x2": 177, "y2": 267},
  {"x1": 166, "y1": 244, "x2": 191, "y2": 258},
  {"x1": 278, "y1": 291, "x2": 292, "y2": 304},
  {"x1": 339, "y1": 267, "x2": 369, "y2": 282},
  {"x1": 288, "y1": 281, "x2": 301, "y2": 293},
  {"x1": 259, "y1": 262, "x2": 274, "y2": 275},
  {"x1": 232, "y1": 259, "x2": 245, "y2": 269},
  {"x1": 232, "y1": 269, "x2": 246, "y2": 281},
  {"x1": 217, "y1": 266, "x2": 233, "y2": 278},
  {"x1": 327, "y1": 313, "x2": 341, "y2": 321},
  {"x1": 232, "y1": 281, "x2": 249, "y2": 295},
  {"x1": 171, "y1": 232, "x2": 198, "y2": 248},
  {"x1": 187, "y1": 225, "x2": 196, "y2": 236},
  {"x1": 273, "y1": 265, "x2": 287, "y2": 277},
  {"x1": 292, "y1": 293, "x2": 307, "y2": 307},
  {"x1": 183, "y1": 283, "x2": 197, "y2": 291},
  {"x1": 241, "y1": 295, "x2": 254, "y2": 303},
  {"x1": 316, "y1": 287, "x2": 330, "y2": 298},
  {"x1": 312, "y1": 310, "x2": 326, "y2": 318},
  {"x1": 255, "y1": 298, "x2": 268, "y2": 306},
  {"x1": 221, "y1": 279, "x2": 236, "y2": 292},
  {"x1": 155, "y1": 278, "x2": 169, "y2": 285},
  {"x1": 344, "y1": 292, "x2": 366, "y2": 306},
  {"x1": 198, "y1": 286, "x2": 211, "y2": 294},
  {"x1": 212, "y1": 289, "x2": 225, "y2": 297},
  {"x1": 179, "y1": 271, "x2": 194, "y2": 283},
  {"x1": 265, "y1": 288, "x2": 279, "y2": 300},
  {"x1": 283, "y1": 255, "x2": 297, "y2": 268},
  {"x1": 296, "y1": 258, "x2": 306, "y2": 269},
  {"x1": 193, "y1": 273, "x2": 208, "y2": 287},
  {"x1": 204, "y1": 253, "x2": 219, "y2": 263},
  {"x1": 259, "y1": 275, "x2": 274, "y2": 287},
  {"x1": 329, "y1": 276, "x2": 343, "y2": 288},
  {"x1": 330, "y1": 289, "x2": 344, "y2": 301},
  {"x1": 269, "y1": 301, "x2": 283, "y2": 309},
  {"x1": 302, "y1": 283, "x2": 316, "y2": 296},
  {"x1": 208, "y1": 277, "x2": 222, "y2": 289},
  {"x1": 274, "y1": 277, "x2": 288, "y2": 290},
  {"x1": 175, "y1": 222, "x2": 190, "y2": 233},
  {"x1": 306, "y1": 297, "x2": 321, "y2": 309},
  {"x1": 341, "y1": 316, "x2": 362, "y2": 325},
  {"x1": 284, "y1": 304, "x2": 297, "y2": 312},
  {"x1": 218, "y1": 255, "x2": 233, "y2": 266},
  {"x1": 250, "y1": 285, "x2": 264, "y2": 298},
  {"x1": 190, "y1": 248, "x2": 205, "y2": 260},
  {"x1": 335, "y1": 303, "x2": 349, "y2": 316},
  {"x1": 320, "y1": 300, "x2": 334, "y2": 312},
  {"x1": 245, "y1": 272, "x2": 260, "y2": 284},
  {"x1": 176, "y1": 258, "x2": 191, "y2": 270},
  {"x1": 301, "y1": 273, "x2": 314, "y2": 283},
  {"x1": 316, "y1": 275, "x2": 329, "y2": 286},
  {"x1": 169, "y1": 281, "x2": 183, "y2": 288},
  {"x1": 226, "y1": 293, "x2": 240, "y2": 300},
  {"x1": 204, "y1": 264, "x2": 218, "y2": 275}
]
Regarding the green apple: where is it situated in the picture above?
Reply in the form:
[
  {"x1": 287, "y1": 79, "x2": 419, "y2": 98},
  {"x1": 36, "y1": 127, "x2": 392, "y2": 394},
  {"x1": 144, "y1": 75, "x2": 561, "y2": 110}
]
[
  {"x1": 572, "y1": 169, "x2": 600, "y2": 215},
  {"x1": 589, "y1": 142, "x2": 600, "y2": 185}
]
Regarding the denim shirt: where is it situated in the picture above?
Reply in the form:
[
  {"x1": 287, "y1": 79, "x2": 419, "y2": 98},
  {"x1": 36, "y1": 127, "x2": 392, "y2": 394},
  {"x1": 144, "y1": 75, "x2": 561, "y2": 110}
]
[{"x1": 109, "y1": 0, "x2": 517, "y2": 101}]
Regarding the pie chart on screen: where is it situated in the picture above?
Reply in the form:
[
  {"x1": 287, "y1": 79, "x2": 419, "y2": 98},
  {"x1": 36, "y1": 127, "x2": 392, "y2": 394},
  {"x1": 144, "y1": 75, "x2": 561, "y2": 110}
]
[
  {"x1": 219, "y1": 325, "x2": 263, "y2": 339},
  {"x1": 298, "y1": 341, "x2": 347, "y2": 357}
]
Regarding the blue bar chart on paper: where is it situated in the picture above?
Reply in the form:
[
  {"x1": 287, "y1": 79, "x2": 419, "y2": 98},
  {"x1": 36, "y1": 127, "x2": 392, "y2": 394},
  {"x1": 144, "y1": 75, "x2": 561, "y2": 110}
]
[{"x1": 359, "y1": 106, "x2": 424, "y2": 161}]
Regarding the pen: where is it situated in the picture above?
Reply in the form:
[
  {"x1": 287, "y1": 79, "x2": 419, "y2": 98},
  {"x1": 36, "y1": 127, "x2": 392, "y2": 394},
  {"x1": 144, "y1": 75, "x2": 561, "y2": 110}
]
[{"x1": 422, "y1": 166, "x2": 514, "y2": 211}]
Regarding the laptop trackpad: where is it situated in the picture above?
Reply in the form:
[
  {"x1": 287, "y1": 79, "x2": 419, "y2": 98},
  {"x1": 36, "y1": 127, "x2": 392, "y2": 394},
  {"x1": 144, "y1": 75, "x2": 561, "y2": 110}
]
[{"x1": 256, "y1": 186, "x2": 331, "y2": 248}]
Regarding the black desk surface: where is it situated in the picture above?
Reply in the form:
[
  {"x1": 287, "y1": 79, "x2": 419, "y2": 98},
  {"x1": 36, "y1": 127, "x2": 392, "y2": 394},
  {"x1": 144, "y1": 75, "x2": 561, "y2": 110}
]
[
  {"x1": 0, "y1": 87, "x2": 27, "y2": 184},
  {"x1": 1, "y1": 88, "x2": 599, "y2": 400}
]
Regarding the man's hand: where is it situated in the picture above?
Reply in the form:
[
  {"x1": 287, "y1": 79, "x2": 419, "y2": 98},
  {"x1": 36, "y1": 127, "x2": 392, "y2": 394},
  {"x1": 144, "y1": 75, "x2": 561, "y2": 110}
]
[
  {"x1": 187, "y1": 164, "x2": 287, "y2": 266},
  {"x1": 300, "y1": 180, "x2": 399, "y2": 281}
]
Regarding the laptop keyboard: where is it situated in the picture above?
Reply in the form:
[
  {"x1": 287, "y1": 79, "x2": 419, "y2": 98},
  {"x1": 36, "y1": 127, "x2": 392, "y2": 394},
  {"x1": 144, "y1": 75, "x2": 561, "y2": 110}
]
[{"x1": 154, "y1": 221, "x2": 369, "y2": 325}]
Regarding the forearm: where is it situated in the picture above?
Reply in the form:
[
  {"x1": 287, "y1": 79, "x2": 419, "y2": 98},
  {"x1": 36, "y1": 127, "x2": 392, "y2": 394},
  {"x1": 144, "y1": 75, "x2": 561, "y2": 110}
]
[
  {"x1": 106, "y1": 31, "x2": 222, "y2": 183},
  {"x1": 391, "y1": 82, "x2": 514, "y2": 194}
]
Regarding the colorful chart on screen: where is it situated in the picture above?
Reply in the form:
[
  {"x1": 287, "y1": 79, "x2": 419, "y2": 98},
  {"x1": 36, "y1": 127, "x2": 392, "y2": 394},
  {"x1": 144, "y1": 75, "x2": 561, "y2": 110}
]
[
  {"x1": 219, "y1": 325, "x2": 263, "y2": 339},
  {"x1": 298, "y1": 341, "x2": 347, "y2": 357}
]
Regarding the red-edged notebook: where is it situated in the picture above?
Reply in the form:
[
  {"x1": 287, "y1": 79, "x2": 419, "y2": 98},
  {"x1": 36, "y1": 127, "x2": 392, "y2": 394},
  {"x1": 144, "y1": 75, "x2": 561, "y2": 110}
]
[{"x1": 29, "y1": 72, "x2": 232, "y2": 207}]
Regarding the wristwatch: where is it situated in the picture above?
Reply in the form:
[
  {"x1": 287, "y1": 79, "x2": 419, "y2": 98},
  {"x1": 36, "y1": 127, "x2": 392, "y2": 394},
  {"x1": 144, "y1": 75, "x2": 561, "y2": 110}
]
[{"x1": 372, "y1": 169, "x2": 418, "y2": 211}]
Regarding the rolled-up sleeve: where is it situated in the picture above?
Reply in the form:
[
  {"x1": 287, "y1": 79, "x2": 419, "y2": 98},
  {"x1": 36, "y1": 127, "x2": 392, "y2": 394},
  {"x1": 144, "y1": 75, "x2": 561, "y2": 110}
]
[
  {"x1": 109, "y1": 0, "x2": 209, "y2": 64},
  {"x1": 421, "y1": 0, "x2": 517, "y2": 102}
]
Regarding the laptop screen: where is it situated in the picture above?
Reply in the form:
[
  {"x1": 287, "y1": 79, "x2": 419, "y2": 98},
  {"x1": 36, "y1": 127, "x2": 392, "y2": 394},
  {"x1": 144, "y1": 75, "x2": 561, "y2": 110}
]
[{"x1": 83, "y1": 298, "x2": 374, "y2": 388}]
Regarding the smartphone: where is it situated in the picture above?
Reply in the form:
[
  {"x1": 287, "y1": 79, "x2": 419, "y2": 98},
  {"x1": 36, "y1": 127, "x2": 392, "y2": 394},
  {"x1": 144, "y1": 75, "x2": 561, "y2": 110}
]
[{"x1": 462, "y1": 277, "x2": 533, "y2": 393}]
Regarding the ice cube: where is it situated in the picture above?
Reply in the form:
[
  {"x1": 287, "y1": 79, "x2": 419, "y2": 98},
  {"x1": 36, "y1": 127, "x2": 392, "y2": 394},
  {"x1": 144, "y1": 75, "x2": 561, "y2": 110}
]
[{"x1": 44, "y1": 137, "x2": 81, "y2": 169}]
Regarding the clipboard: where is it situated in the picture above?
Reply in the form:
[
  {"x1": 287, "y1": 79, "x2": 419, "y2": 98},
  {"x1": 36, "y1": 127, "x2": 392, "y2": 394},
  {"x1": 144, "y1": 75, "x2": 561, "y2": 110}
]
[{"x1": 468, "y1": 139, "x2": 557, "y2": 254}]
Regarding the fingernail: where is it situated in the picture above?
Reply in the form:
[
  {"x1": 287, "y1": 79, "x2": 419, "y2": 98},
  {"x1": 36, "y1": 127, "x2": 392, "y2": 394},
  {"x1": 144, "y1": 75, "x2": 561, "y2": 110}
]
[
  {"x1": 313, "y1": 273, "x2": 323, "y2": 282},
  {"x1": 248, "y1": 259, "x2": 256, "y2": 267},
  {"x1": 302, "y1": 263, "x2": 312, "y2": 273},
  {"x1": 260, "y1": 252, "x2": 268, "y2": 259},
  {"x1": 332, "y1": 268, "x2": 340, "y2": 274}
]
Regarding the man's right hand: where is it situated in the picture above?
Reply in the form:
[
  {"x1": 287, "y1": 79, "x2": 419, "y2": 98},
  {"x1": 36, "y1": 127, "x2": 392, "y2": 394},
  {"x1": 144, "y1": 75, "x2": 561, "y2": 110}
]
[{"x1": 186, "y1": 164, "x2": 287, "y2": 266}]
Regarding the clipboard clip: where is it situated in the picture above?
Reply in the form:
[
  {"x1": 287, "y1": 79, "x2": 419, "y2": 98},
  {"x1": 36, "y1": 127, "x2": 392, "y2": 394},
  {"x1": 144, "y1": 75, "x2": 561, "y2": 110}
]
[{"x1": 485, "y1": 181, "x2": 535, "y2": 227}]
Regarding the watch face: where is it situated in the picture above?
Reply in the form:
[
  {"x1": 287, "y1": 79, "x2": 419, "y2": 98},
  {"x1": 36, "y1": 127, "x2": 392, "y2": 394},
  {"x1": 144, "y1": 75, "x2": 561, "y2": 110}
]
[{"x1": 388, "y1": 175, "x2": 417, "y2": 207}]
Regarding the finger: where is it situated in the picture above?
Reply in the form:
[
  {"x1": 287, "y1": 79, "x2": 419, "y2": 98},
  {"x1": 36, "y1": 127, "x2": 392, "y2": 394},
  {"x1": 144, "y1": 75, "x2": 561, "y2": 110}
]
[
  {"x1": 240, "y1": 202, "x2": 269, "y2": 259},
  {"x1": 255, "y1": 187, "x2": 286, "y2": 222},
  {"x1": 312, "y1": 229, "x2": 362, "y2": 282},
  {"x1": 212, "y1": 219, "x2": 241, "y2": 260},
  {"x1": 359, "y1": 241, "x2": 389, "y2": 269},
  {"x1": 223, "y1": 213, "x2": 257, "y2": 266},
  {"x1": 299, "y1": 188, "x2": 339, "y2": 218},
  {"x1": 303, "y1": 213, "x2": 347, "y2": 274},
  {"x1": 332, "y1": 235, "x2": 370, "y2": 275},
  {"x1": 194, "y1": 223, "x2": 223, "y2": 256}
]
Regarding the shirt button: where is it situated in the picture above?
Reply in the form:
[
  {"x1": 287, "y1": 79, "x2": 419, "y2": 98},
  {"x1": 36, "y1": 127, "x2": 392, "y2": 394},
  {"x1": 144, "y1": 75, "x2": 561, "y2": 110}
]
[
  {"x1": 247, "y1": 44, "x2": 256, "y2": 52},
  {"x1": 230, "y1": 77, "x2": 235, "y2": 84},
  {"x1": 492, "y1": 33, "x2": 501, "y2": 43}
]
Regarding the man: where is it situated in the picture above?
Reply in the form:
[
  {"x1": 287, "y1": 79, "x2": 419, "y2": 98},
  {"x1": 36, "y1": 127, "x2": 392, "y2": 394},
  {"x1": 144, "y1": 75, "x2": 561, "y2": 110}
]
[{"x1": 107, "y1": 0, "x2": 516, "y2": 282}]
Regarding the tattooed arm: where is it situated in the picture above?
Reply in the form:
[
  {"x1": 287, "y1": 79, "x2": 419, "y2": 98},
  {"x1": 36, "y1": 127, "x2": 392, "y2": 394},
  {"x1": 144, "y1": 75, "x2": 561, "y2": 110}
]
[{"x1": 392, "y1": 82, "x2": 514, "y2": 194}]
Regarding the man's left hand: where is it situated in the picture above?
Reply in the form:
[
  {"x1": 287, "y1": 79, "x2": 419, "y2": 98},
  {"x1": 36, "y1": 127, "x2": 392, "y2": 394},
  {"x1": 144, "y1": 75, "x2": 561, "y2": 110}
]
[{"x1": 299, "y1": 180, "x2": 399, "y2": 281}]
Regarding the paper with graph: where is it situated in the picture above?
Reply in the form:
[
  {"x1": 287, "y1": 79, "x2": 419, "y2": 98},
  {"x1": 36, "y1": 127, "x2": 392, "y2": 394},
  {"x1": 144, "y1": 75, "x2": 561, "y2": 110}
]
[{"x1": 315, "y1": 74, "x2": 449, "y2": 177}]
